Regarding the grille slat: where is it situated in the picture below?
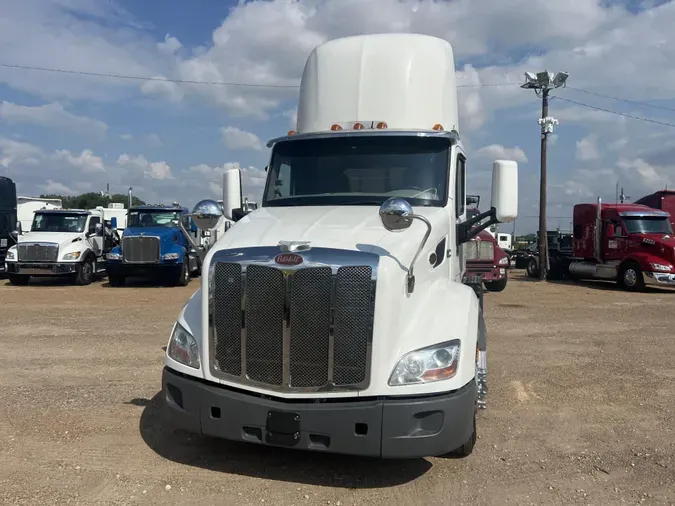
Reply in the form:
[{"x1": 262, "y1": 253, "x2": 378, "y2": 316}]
[
  {"x1": 210, "y1": 256, "x2": 375, "y2": 392},
  {"x1": 18, "y1": 243, "x2": 58, "y2": 262},
  {"x1": 122, "y1": 236, "x2": 160, "y2": 263}
]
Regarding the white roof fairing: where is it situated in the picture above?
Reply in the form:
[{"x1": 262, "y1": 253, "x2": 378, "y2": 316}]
[{"x1": 295, "y1": 33, "x2": 459, "y2": 134}]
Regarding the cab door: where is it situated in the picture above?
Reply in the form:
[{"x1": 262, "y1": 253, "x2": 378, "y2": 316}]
[
  {"x1": 603, "y1": 218, "x2": 628, "y2": 261},
  {"x1": 87, "y1": 216, "x2": 103, "y2": 256},
  {"x1": 453, "y1": 148, "x2": 467, "y2": 282}
]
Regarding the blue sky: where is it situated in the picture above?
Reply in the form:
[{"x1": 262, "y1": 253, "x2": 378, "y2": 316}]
[{"x1": 2, "y1": 0, "x2": 675, "y2": 233}]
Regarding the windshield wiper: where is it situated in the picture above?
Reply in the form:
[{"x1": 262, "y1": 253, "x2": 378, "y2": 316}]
[{"x1": 342, "y1": 200, "x2": 383, "y2": 205}]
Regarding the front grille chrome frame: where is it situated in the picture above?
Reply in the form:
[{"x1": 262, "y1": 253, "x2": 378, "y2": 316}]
[
  {"x1": 17, "y1": 242, "x2": 59, "y2": 262},
  {"x1": 122, "y1": 235, "x2": 161, "y2": 264},
  {"x1": 208, "y1": 246, "x2": 379, "y2": 394}
]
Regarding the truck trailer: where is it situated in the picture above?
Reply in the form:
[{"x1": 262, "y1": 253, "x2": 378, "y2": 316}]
[
  {"x1": 0, "y1": 176, "x2": 17, "y2": 272},
  {"x1": 634, "y1": 189, "x2": 675, "y2": 230},
  {"x1": 160, "y1": 33, "x2": 519, "y2": 459}
]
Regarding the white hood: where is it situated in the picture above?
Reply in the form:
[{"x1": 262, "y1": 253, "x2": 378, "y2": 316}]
[
  {"x1": 213, "y1": 205, "x2": 448, "y2": 266},
  {"x1": 18, "y1": 231, "x2": 82, "y2": 248}
]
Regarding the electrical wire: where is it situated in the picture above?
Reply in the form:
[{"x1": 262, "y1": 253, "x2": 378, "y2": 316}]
[
  {"x1": 0, "y1": 62, "x2": 517, "y2": 89},
  {"x1": 551, "y1": 96, "x2": 675, "y2": 128},
  {"x1": 565, "y1": 86, "x2": 675, "y2": 113}
]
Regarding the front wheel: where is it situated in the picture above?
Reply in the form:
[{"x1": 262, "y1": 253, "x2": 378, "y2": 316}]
[
  {"x1": 8, "y1": 274, "x2": 30, "y2": 286},
  {"x1": 526, "y1": 257, "x2": 539, "y2": 278},
  {"x1": 618, "y1": 262, "x2": 645, "y2": 292},
  {"x1": 174, "y1": 257, "x2": 190, "y2": 287},
  {"x1": 485, "y1": 276, "x2": 507, "y2": 292},
  {"x1": 446, "y1": 410, "x2": 477, "y2": 458},
  {"x1": 75, "y1": 258, "x2": 94, "y2": 285}
]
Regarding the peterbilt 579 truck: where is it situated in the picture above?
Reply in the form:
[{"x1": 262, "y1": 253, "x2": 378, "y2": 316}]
[
  {"x1": 161, "y1": 33, "x2": 519, "y2": 458},
  {"x1": 528, "y1": 198, "x2": 675, "y2": 291},
  {"x1": 105, "y1": 204, "x2": 201, "y2": 287}
]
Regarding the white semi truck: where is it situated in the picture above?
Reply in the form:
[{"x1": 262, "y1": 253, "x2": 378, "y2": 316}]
[{"x1": 162, "y1": 33, "x2": 518, "y2": 458}]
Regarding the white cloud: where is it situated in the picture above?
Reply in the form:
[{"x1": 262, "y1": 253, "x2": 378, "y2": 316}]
[
  {"x1": 283, "y1": 109, "x2": 298, "y2": 130},
  {"x1": 42, "y1": 180, "x2": 76, "y2": 195},
  {"x1": 220, "y1": 126, "x2": 263, "y2": 151},
  {"x1": 157, "y1": 33, "x2": 182, "y2": 55},
  {"x1": 188, "y1": 161, "x2": 267, "y2": 201},
  {"x1": 52, "y1": 149, "x2": 106, "y2": 173},
  {"x1": 145, "y1": 133, "x2": 163, "y2": 147},
  {"x1": 0, "y1": 138, "x2": 43, "y2": 168},
  {"x1": 474, "y1": 144, "x2": 528, "y2": 163},
  {"x1": 140, "y1": 77, "x2": 184, "y2": 102},
  {"x1": 575, "y1": 135, "x2": 601, "y2": 161},
  {"x1": 0, "y1": 101, "x2": 108, "y2": 137},
  {"x1": 117, "y1": 153, "x2": 174, "y2": 180},
  {"x1": 120, "y1": 133, "x2": 133, "y2": 140}
]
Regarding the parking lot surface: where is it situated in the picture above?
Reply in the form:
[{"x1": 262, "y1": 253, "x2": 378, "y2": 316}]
[{"x1": 0, "y1": 272, "x2": 673, "y2": 505}]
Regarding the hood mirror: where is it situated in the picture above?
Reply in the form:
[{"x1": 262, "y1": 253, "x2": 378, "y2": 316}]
[
  {"x1": 379, "y1": 197, "x2": 414, "y2": 231},
  {"x1": 191, "y1": 199, "x2": 223, "y2": 231}
]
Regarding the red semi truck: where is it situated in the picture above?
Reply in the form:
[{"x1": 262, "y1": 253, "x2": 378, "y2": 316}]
[{"x1": 530, "y1": 197, "x2": 675, "y2": 291}]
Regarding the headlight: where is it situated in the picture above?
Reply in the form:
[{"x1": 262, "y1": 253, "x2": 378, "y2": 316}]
[
  {"x1": 5, "y1": 249, "x2": 15, "y2": 260},
  {"x1": 650, "y1": 262, "x2": 672, "y2": 272},
  {"x1": 498, "y1": 256, "x2": 509, "y2": 265},
  {"x1": 163, "y1": 253, "x2": 180, "y2": 260},
  {"x1": 62, "y1": 251, "x2": 81, "y2": 261},
  {"x1": 389, "y1": 339, "x2": 460, "y2": 386},
  {"x1": 108, "y1": 252, "x2": 122, "y2": 260},
  {"x1": 167, "y1": 322, "x2": 200, "y2": 369}
]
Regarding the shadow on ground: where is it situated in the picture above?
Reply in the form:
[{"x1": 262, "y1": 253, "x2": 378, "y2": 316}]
[{"x1": 137, "y1": 392, "x2": 432, "y2": 489}]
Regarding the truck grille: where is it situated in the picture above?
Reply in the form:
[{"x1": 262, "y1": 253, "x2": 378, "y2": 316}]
[
  {"x1": 122, "y1": 236, "x2": 160, "y2": 263},
  {"x1": 18, "y1": 243, "x2": 58, "y2": 262},
  {"x1": 464, "y1": 240, "x2": 494, "y2": 261},
  {"x1": 209, "y1": 250, "x2": 377, "y2": 392}
]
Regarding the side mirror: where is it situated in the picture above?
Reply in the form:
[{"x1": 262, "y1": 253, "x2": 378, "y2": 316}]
[
  {"x1": 191, "y1": 199, "x2": 223, "y2": 231},
  {"x1": 95, "y1": 223, "x2": 103, "y2": 236},
  {"x1": 222, "y1": 167, "x2": 242, "y2": 221},
  {"x1": 491, "y1": 160, "x2": 518, "y2": 223},
  {"x1": 379, "y1": 197, "x2": 414, "y2": 231},
  {"x1": 10, "y1": 230, "x2": 19, "y2": 239}
]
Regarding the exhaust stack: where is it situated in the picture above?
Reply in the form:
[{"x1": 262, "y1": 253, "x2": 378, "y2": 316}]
[{"x1": 128, "y1": 187, "x2": 133, "y2": 208}]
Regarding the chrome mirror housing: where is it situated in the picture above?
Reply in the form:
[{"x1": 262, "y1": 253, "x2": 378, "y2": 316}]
[
  {"x1": 379, "y1": 197, "x2": 414, "y2": 232},
  {"x1": 191, "y1": 199, "x2": 223, "y2": 231}
]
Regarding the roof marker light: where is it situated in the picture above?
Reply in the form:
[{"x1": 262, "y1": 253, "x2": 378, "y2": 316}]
[
  {"x1": 287, "y1": 130, "x2": 296, "y2": 135},
  {"x1": 376, "y1": 121, "x2": 388, "y2": 129},
  {"x1": 353, "y1": 122, "x2": 365, "y2": 130},
  {"x1": 432, "y1": 124, "x2": 444, "y2": 131},
  {"x1": 330, "y1": 124, "x2": 343, "y2": 131}
]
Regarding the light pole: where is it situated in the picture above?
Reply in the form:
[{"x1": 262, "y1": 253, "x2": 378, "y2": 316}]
[{"x1": 521, "y1": 70, "x2": 568, "y2": 281}]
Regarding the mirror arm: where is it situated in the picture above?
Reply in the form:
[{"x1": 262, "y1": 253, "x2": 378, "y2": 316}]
[
  {"x1": 458, "y1": 207, "x2": 498, "y2": 244},
  {"x1": 178, "y1": 217, "x2": 206, "y2": 262},
  {"x1": 406, "y1": 214, "x2": 432, "y2": 294}
]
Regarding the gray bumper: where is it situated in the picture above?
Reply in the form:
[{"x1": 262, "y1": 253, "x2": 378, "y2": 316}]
[
  {"x1": 5, "y1": 262, "x2": 78, "y2": 276},
  {"x1": 644, "y1": 271, "x2": 675, "y2": 286},
  {"x1": 162, "y1": 367, "x2": 477, "y2": 459}
]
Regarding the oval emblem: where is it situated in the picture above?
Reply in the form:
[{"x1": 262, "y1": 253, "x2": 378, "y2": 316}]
[{"x1": 275, "y1": 253, "x2": 303, "y2": 266}]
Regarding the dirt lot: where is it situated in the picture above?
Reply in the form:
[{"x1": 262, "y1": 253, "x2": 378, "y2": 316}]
[{"x1": 0, "y1": 271, "x2": 673, "y2": 506}]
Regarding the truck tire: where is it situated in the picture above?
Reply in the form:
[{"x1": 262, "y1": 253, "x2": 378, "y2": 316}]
[
  {"x1": 108, "y1": 275, "x2": 125, "y2": 287},
  {"x1": 526, "y1": 257, "x2": 539, "y2": 278},
  {"x1": 75, "y1": 257, "x2": 95, "y2": 286},
  {"x1": 8, "y1": 274, "x2": 30, "y2": 286},
  {"x1": 446, "y1": 409, "x2": 477, "y2": 458},
  {"x1": 175, "y1": 256, "x2": 190, "y2": 287},
  {"x1": 484, "y1": 276, "x2": 507, "y2": 292},
  {"x1": 618, "y1": 261, "x2": 646, "y2": 292}
]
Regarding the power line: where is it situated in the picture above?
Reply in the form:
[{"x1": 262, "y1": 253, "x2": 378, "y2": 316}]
[
  {"x1": 0, "y1": 62, "x2": 517, "y2": 89},
  {"x1": 565, "y1": 86, "x2": 675, "y2": 113},
  {"x1": 551, "y1": 96, "x2": 675, "y2": 128}
]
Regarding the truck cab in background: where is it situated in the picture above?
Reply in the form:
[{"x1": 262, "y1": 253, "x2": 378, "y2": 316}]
[
  {"x1": 105, "y1": 205, "x2": 201, "y2": 287},
  {"x1": 161, "y1": 33, "x2": 519, "y2": 459},
  {"x1": 464, "y1": 202, "x2": 510, "y2": 292},
  {"x1": 0, "y1": 176, "x2": 17, "y2": 273},
  {"x1": 5, "y1": 208, "x2": 110, "y2": 285}
]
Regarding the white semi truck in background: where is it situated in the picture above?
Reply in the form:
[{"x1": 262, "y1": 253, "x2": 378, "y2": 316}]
[{"x1": 161, "y1": 33, "x2": 518, "y2": 458}]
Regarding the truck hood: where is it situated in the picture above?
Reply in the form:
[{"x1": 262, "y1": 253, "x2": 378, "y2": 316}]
[
  {"x1": 123, "y1": 226, "x2": 183, "y2": 246},
  {"x1": 212, "y1": 205, "x2": 448, "y2": 265},
  {"x1": 17, "y1": 231, "x2": 82, "y2": 247},
  {"x1": 631, "y1": 233, "x2": 675, "y2": 261}
]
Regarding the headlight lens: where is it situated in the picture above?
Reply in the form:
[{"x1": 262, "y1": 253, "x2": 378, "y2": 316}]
[
  {"x1": 650, "y1": 262, "x2": 672, "y2": 272},
  {"x1": 389, "y1": 339, "x2": 460, "y2": 386},
  {"x1": 163, "y1": 253, "x2": 180, "y2": 260},
  {"x1": 62, "y1": 251, "x2": 81, "y2": 260},
  {"x1": 498, "y1": 256, "x2": 509, "y2": 265},
  {"x1": 167, "y1": 323, "x2": 200, "y2": 369},
  {"x1": 108, "y1": 252, "x2": 122, "y2": 260},
  {"x1": 5, "y1": 248, "x2": 15, "y2": 260}
]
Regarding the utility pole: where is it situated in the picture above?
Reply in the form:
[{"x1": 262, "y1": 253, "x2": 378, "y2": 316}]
[{"x1": 521, "y1": 70, "x2": 568, "y2": 281}]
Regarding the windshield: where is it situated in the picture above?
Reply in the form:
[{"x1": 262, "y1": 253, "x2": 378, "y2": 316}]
[
  {"x1": 128, "y1": 210, "x2": 181, "y2": 228},
  {"x1": 263, "y1": 135, "x2": 450, "y2": 207},
  {"x1": 623, "y1": 216, "x2": 672, "y2": 235},
  {"x1": 31, "y1": 213, "x2": 87, "y2": 233}
]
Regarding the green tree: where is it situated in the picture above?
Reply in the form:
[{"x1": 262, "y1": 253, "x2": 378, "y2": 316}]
[{"x1": 39, "y1": 192, "x2": 146, "y2": 209}]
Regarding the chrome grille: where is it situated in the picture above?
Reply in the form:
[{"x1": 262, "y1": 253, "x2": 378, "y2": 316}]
[
  {"x1": 464, "y1": 240, "x2": 494, "y2": 261},
  {"x1": 18, "y1": 243, "x2": 58, "y2": 262},
  {"x1": 122, "y1": 236, "x2": 160, "y2": 263},
  {"x1": 209, "y1": 247, "x2": 377, "y2": 392}
]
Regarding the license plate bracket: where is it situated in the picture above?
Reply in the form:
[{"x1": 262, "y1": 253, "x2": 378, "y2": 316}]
[{"x1": 265, "y1": 410, "x2": 300, "y2": 447}]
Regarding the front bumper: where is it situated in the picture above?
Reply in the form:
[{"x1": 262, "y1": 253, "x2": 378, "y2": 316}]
[
  {"x1": 106, "y1": 262, "x2": 180, "y2": 277},
  {"x1": 644, "y1": 271, "x2": 675, "y2": 287},
  {"x1": 466, "y1": 262, "x2": 506, "y2": 282},
  {"x1": 162, "y1": 367, "x2": 477, "y2": 459},
  {"x1": 5, "y1": 262, "x2": 78, "y2": 276}
]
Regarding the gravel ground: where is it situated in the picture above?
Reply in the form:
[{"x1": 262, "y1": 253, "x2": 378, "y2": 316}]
[{"x1": 0, "y1": 271, "x2": 673, "y2": 505}]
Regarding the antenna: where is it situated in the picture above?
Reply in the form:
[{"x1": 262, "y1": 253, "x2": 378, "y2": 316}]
[{"x1": 619, "y1": 187, "x2": 630, "y2": 204}]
